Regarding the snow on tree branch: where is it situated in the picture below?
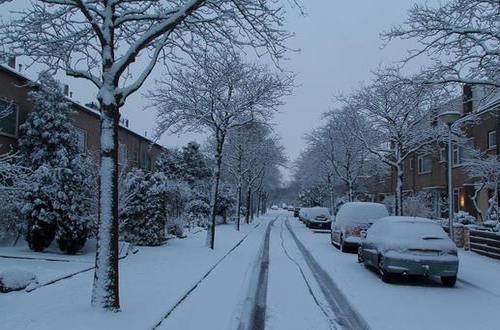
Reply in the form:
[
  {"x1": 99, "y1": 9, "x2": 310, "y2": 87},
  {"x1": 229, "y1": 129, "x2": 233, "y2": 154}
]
[{"x1": 384, "y1": 0, "x2": 500, "y2": 87}]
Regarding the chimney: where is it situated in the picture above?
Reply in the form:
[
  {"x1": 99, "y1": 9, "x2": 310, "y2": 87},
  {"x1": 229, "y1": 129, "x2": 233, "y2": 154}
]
[
  {"x1": 69, "y1": 91, "x2": 73, "y2": 98},
  {"x1": 463, "y1": 85, "x2": 473, "y2": 114},
  {"x1": 125, "y1": 119, "x2": 129, "y2": 127},
  {"x1": 18, "y1": 64, "x2": 22, "y2": 72},
  {"x1": 63, "y1": 84, "x2": 69, "y2": 96},
  {"x1": 7, "y1": 56, "x2": 15, "y2": 69}
]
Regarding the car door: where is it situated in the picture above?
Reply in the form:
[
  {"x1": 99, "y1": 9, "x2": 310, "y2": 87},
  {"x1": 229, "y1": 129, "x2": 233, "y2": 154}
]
[{"x1": 362, "y1": 233, "x2": 379, "y2": 266}]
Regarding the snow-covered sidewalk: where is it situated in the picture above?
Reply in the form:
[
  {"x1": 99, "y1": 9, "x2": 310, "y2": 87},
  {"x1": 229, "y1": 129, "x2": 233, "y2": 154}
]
[
  {"x1": 0, "y1": 218, "x2": 269, "y2": 330},
  {"x1": 288, "y1": 215, "x2": 500, "y2": 330}
]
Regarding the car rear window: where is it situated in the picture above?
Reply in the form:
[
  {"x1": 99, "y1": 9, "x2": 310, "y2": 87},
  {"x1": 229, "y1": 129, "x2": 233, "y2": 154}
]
[{"x1": 335, "y1": 203, "x2": 388, "y2": 226}]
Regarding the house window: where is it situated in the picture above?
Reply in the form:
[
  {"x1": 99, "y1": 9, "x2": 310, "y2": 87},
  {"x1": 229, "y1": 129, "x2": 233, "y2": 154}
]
[
  {"x1": 0, "y1": 99, "x2": 18, "y2": 137},
  {"x1": 74, "y1": 127, "x2": 87, "y2": 153},
  {"x1": 118, "y1": 143, "x2": 128, "y2": 166},
  {"x1": 453, "y1": 188, "x2": 463, "y2": 213},
  {"x1": 488, "y1": 130, "x2": 496, "y2": 149},
  {"x1": 417, "y1": 154, "x2": 432, "y2": 174},
  {"x1": 141, "y1": 149, "x2": 151, "y2": 170},
  {"x1": 453, "y1": 139, "x2": 474, "y2": 166},
  {"x1": 439, "y1": 147, "x2": 447, "y2": 162},
  {"x1": 409, "y1": 157, "x2": 414, "y2": 170},
  {"x1": 452, "y1": 144, "x2": 460, "y2": 165}
]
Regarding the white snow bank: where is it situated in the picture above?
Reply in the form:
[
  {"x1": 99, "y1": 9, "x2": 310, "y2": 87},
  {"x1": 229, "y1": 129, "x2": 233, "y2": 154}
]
[{"x1": 0, "y1": 269, "x2": 38, "y2": 293}]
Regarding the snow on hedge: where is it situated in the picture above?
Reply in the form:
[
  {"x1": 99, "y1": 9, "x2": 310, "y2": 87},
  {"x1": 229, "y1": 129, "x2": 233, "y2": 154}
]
[{"x1": 0, "y1": 269, "x2": 38, "y2": 293}]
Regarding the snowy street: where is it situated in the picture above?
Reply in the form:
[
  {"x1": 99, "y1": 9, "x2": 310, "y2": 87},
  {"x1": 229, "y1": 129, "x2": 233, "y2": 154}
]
[{"x1": 2, "y1": 210, "x2": 500, "y2": 329}]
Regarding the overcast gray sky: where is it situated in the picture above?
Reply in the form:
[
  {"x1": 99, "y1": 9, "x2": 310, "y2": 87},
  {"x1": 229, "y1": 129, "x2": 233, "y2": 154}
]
[{"x1": 2, "y1": 0, "x2": 433, "y2": 179}]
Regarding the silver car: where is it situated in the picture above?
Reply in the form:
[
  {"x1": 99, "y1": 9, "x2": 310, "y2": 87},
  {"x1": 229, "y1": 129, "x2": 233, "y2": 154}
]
[{"x1": 358, "y1": 216, "x2": 459, "y2": 287}]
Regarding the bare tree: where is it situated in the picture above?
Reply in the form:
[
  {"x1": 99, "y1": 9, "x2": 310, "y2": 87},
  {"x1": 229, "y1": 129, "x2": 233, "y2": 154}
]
[
  {"x1": 0, "y1": 0, "x2": 297, "y2": 310},
  {"x1": 150, "y1": 50, "x2": 291, "y2": 249},
  {"x1": 308, "y1": 108, "x2": 368, "y2": 202},
  {"x1": 341, "y1": 68, "x2": 443, "y2": 216},
  {"x1": 384, "y1": 0, "x2": 500, "y2": 87},
  {"x1": 464, "y1": 152, "x2": 500, "y2": 221}
]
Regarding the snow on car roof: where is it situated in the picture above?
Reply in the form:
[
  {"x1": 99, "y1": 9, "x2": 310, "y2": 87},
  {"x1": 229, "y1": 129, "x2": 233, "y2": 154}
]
[
  {"x1": 335, "y1": 202, "x2": 388, "y2": 225},
  {"x1": 369, "y1": 216, "x2": 449, "y2": 240}
]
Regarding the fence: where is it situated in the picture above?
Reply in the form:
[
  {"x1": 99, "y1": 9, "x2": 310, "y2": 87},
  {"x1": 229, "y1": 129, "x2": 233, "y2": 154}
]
[{"x1": 464, "y1": 228, "x2": 500, "y2": 260}]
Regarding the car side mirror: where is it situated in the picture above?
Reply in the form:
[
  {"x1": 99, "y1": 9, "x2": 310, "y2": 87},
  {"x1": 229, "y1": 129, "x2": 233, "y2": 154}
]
[{"x1": 360, "y1": 230, "x2": 367, "y2": 239}]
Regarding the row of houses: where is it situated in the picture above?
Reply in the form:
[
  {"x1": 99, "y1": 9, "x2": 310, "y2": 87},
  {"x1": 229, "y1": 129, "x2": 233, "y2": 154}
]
[
  {"x1": 0, "y1": 60, "x2": 164, "y2": 172},
  {"x1": 370, "y1": 86, "x2": 500, "y2": 220}
]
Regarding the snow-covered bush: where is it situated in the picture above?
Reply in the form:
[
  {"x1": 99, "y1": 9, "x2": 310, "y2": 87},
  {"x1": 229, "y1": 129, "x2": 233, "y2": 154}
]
[
  {"x1": 184, "y1": 199, "x2": 211, "y2": 228},
  {"x1": 22, "y1": 166, "x2": 58, "y2": 252},
  {"x1": 403, "y1": 192, "x2": 434, "y2": 218},
  {"x1": 0, "y1": 152, "x2": 30, "y2": 242},
  {"x1": 454, "y1": 211, "x2": 477, "y2": 225},
  {"x1": 120, "y1": 170, "x2": 168, "y2": 246},
  {"x1": 18, "y1": 74, "x2": 95, "y2": 253},
  {"x1": 0, "y1": 269, "x2": 38, "y2": 293}
]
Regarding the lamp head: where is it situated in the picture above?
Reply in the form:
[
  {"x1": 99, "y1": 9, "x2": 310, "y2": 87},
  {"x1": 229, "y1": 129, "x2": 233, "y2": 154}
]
[{"x1": 439, "y1": 110, "x2": 461, "y2": 125}]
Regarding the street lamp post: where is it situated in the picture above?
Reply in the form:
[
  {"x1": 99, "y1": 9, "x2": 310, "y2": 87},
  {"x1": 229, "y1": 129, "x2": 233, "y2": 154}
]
[{"x1": 439, "y1": 110, "x2": 461, "y2": 242}]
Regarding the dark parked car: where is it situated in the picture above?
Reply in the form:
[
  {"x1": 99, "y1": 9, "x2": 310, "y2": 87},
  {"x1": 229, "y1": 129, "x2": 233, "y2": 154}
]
[
  {"x1": 293, "y1": 207, "x2": 301, "y2": 218},
  {"x1": 358, "y1": 216, "x2": 459, "y2": 287},
  {"x1": 302, "y1": 207, "x2": 331, "y2": 229}
]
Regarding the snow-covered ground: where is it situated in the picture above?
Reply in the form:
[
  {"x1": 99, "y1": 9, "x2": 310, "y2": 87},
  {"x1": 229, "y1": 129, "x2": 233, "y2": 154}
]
[
  {"x1": 0, "y1": 218, "x2": 268, "y2": 330},
  {"x1": 1, "y1": 210, "x2": 499, "y2": 330}
]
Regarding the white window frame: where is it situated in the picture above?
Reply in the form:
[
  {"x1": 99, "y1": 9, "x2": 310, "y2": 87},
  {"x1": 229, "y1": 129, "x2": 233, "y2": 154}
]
[
  {"x1": 0, "y1": 98, "x2": 19, "y2": 138},
  {"x1": 488, "y1": 130, "x2": 496, "y2": 149},
  {"x1": 417, "y1": 154, "x2": 432, "y2": 175}
]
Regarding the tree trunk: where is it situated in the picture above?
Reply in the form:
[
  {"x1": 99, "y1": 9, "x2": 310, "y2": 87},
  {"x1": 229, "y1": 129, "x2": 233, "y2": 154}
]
[
  {"x1": 91, "y1": 103, "x2": 120, "y2": 311},
  {"x1": 207, "y1": 135, "x2": 224, "y2": 249},
  {"x1": 245, "y1": 186, "x2": 251, "y2": 224},
  {"x1": 395, "y1": 163, "x2": 403, "y2": 216},
  {"x1": 236, "y1": 181, "x2": 242, "y2": 231}
]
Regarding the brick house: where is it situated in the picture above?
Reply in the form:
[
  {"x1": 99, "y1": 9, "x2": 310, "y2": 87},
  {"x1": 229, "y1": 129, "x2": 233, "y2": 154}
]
[
  {"x1": 0, "y1": 62, "x2": 164, "y2": 171},
  {"x1": 401, "y1": 86, "x2": 500, "y2": 220}
]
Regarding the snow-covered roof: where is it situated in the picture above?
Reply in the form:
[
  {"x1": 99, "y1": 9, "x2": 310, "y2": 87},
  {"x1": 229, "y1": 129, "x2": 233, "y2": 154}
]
[{"x1": 0, "y1": 64, "x2": 163, "y2": 149}]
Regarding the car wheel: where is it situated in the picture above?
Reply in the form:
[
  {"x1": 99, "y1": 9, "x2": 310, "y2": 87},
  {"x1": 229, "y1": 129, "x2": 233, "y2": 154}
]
[
  {"x1": 357, "y1": 247, "x2": 364, "y2": 263},
  {"x1": 330, "y1": 230, "x2": 336, "y2": 246},
  {"x1": 378, "y1": 255, "x2": 392, "y2": 283},
  {"x1": 441, "y1": 276, "x2": 457, "y2": 287}
]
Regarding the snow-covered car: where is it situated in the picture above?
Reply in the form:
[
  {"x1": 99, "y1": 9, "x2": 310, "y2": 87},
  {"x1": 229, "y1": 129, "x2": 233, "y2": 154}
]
[
  {"x1": 271, "y1": 205, "x2": 279, "y2": 210},
  {"x1": 358, "y1": 216, "x2": 459, "y2": 286},
  {"x1": 303, "y1": 207, "x2": 331, "y2": 229},
  {"x1": 287, "y1": 205, "x2": 295, "y2": 212},
  {"x1": 330, "y1": 202, "x2": 389, "y2": 252}
]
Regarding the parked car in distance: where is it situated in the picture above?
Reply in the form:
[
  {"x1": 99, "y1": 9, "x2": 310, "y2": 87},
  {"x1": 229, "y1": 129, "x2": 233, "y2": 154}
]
[
  {"x1": 293, "y1": 207, "x2": 301, "y2": 218},
  {"x1": 331, "y1": 202, "x2": 389, "y2": 252},
  {"x1": 358, "y1": 216, "x2": 459, "y2": 287},
  {"x1": 287, "y1": 205, "x2": 295, "y2": 212},
  {"x1": 302, "y1": 207, "x2": 331, "y2": 229},
  {"x1": 271, "y1": 205, "x2": 279, "y2": 210}
]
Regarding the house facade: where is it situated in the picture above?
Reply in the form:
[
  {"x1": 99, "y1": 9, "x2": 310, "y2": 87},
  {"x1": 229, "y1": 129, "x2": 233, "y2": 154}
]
[
  {"x1": 0, "y1": 62, "x2": 164, "y2": 171},
  {"x1": 401, "y1": 86, "x2": 500, "y2": 220}
]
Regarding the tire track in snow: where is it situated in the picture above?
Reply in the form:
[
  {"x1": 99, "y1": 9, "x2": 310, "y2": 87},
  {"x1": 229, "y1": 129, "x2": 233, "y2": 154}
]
[
  {"x1": 152, "y1": 221, "x2": 262, "y2": 330},
  {"x1": 278, "y1": 218, "x2": 340, "y2": 330},
  {"x1": 285, "y1": 219, "x2": 370, "y2": 330},
  {"x1": 241, "y1": 217, "x2": 277, "y2": 330}
]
